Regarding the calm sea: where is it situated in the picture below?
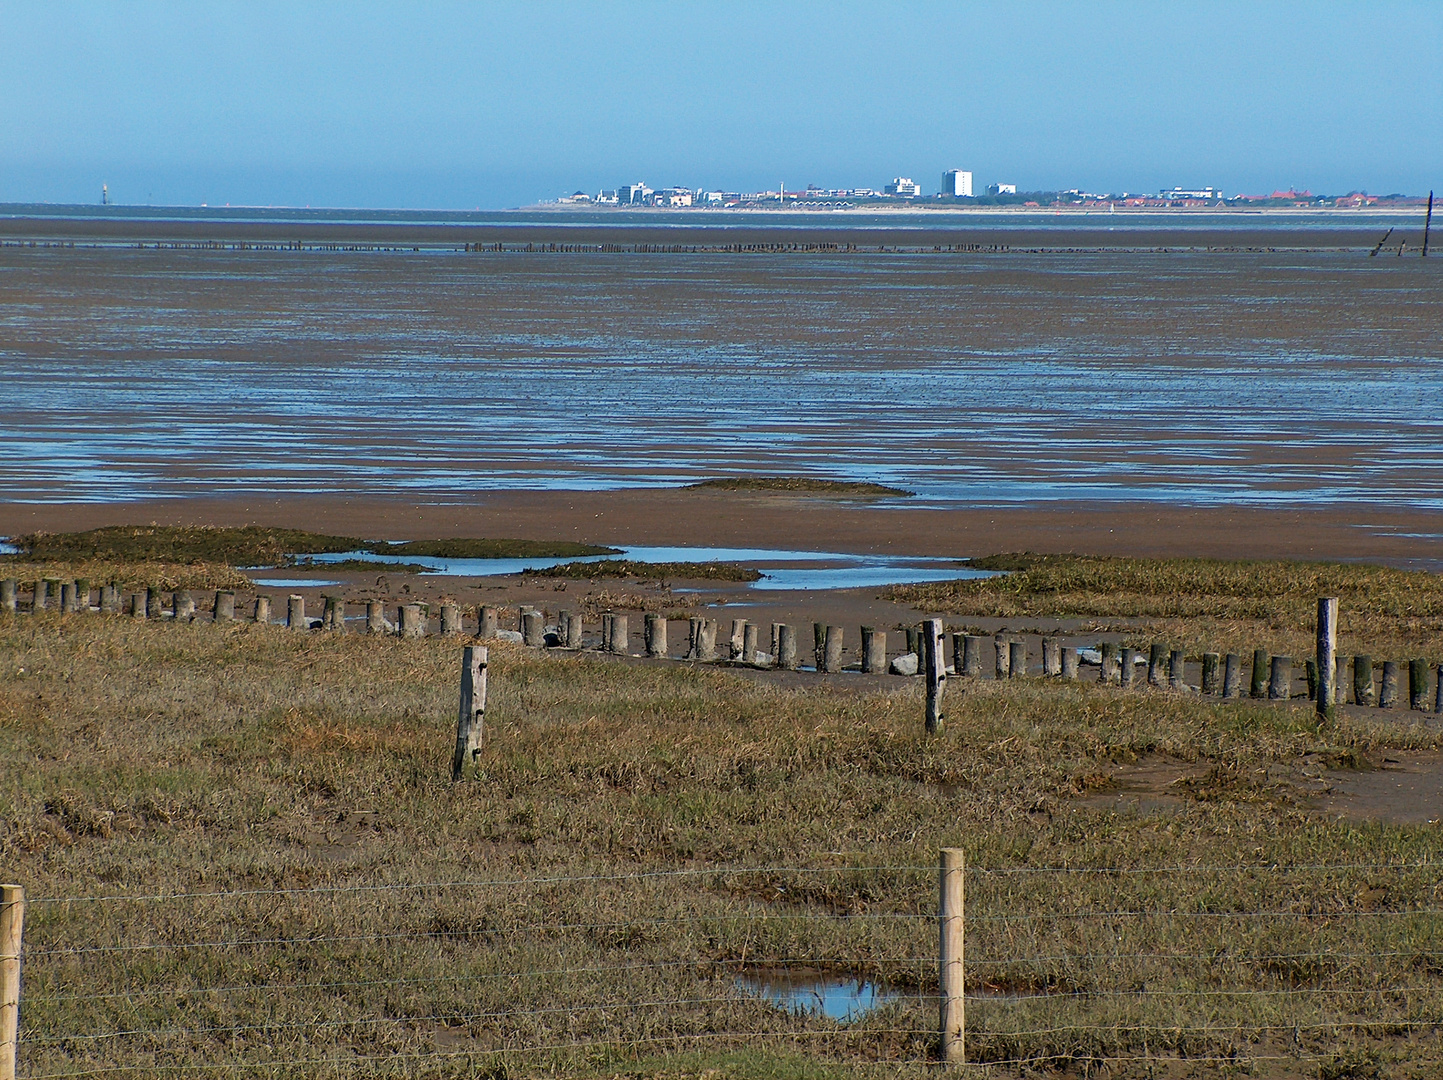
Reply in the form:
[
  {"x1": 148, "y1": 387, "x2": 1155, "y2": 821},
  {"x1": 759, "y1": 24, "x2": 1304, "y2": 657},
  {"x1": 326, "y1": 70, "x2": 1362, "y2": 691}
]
[{"x1": 1, "y1": 208, "x2": 1439, "y2": 509}]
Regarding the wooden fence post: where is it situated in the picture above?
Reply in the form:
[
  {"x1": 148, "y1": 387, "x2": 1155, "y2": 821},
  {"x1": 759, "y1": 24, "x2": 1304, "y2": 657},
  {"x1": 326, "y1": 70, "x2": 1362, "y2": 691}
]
[
  {"x1": 924, "y1": 618, "x2": 946, "y2": 733},
  {"x1": 566, "y1": 613, "x2": 583, "y2": 649},
  {"x1": 743, "y1": 622, "x2": 758, "y2": 664},
  {"x1": 1269, "y1": 656, "x2": 1292, "y2": 700},
  {"x1": 174, "y1": 589, "x2": 195, "y2": 623},
  {"x1": 861, "y1": 627, "x2": 886, "y2": 674},
  {"x1": 1008, "y1": 640, "x2": 1026, "y2": 678},
  {"x1": 814, "y1": 623, "x2": 826, "y2": 668},
  {"x1": 963, "y1": 636, "x2": 983, "y2": 677},
  {"x1": 939, "y1": 849, "x2": 965, "y2": 1065},
  {"x1": 401, "y1": 603, "x2": 425, "y2": 639},
  {"x1": 1379, "y1": 662, "x2": 1399, "y2": 708},
  {"x1": 1201, "y1": 653, "x2": 1221, "y2": 695},
  {"x1": 777, "y1": 624, "x2": 797, "y2": 670},
  {"x1": 147, "y1": 587, "x2": 163, "y2": 619},
  {"x1": 821, "y1": 626, "x2": 844, "y2": 673},
  {"x1": 698, "y1": 619, "x2": 718, "y2": 662},
  {"x1": 1317, "y1": 597, "x2": 1338, "y2": 720},
  {"x1": 1222, "y1": 653, "x2": 1241, "y2": 698},
  {"x1": 522, "y1": 610, "x2": 546, "y2": 647},
  {"x1": 479, "y1": 606, "x2": 498, "y2": 639},
  {"x1": 288, "y1": 595, "x2": 305, "y2": 631},
  {"x1": 1099, "y1": 642, "x2": 1118, "y2": 684},
  {"x1": 606, "y1": 614, "x2": 628, "y2": 655},
  {"x1": 1, "y1": 882, "x2": 23, "y2": 1080},
  {"x1": 1354, "y1": 655, "x2": 1374, "y2": 706},
  {"x1": 1435, "y1": 664, "x2": 1443, "y2": 715},
  {"x1": 1060, "y1": 647, "x2": 1079, "y2": 680},
  {"x1": 1169, "y1": 649, "x2": 1186, "y2": 691},
  {"x1": 730, "y1": 619, "x2": 747, "y2": 660},
  {"x1": 1250, "y1": 649, "x2": 1269, "y2": 698},
  {"x1": 1147, "y1": 643, "x2": 1168, "y2": 687},
  {"x1": 451, "y1": 646, "x2": 487, "y2": 781},
  {"x1": 645, "y1": 613, "x2": 667, "y2": 658},
  {"x1": 59, "y1": 582, "x2": 76, "y2": 615},
  {"x1": 440, "y1": 602, "x2": 460, "y2": 636},
  {"x1": 994, "y1": 636, "x2": 1010, "y2": 680},
  {"x1": 214, "y1": 591, "x2": 235, "y2": 622},
  {"x1": 32, "y1": 580, "x2": 47, "y2": 613},
  {"x1": 1120, "y1": 647, "x2": 1139, "y2": 688},
  {"x1": 0, "y1": 580, "x2": 14, "y2": 614},
  {"x1": 1409, "y1": 659, "x2": 1428, "y2": 712},
  {"x1": 254, "y1": 596, "x2": 271, "y2": 625},
  {"x1": 1041, "y1": 637, "x2": 1060, "y2": 677},
  {"x1": 365, "y1": 600, "x2": 384, "y2": 635}
]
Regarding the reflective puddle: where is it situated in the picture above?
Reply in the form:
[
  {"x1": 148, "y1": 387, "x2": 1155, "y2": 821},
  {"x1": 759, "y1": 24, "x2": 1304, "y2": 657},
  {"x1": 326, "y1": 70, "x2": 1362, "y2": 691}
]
[{"x1": 736, "y1": 970, "x2": 898, "y2": 1022}]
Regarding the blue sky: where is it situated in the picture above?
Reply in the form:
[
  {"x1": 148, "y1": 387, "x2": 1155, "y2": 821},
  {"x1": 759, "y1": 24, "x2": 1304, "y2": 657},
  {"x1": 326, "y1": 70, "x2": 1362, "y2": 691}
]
[{"x1": 2, "y1": 1, "x2": 1439, "y2": 209}]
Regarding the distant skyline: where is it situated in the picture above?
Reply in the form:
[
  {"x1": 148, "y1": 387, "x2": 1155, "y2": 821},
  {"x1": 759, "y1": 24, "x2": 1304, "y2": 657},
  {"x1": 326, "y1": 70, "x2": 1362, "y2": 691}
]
[{"x1": 2, "y1": 1, "x2": 1439, "y2": 211}]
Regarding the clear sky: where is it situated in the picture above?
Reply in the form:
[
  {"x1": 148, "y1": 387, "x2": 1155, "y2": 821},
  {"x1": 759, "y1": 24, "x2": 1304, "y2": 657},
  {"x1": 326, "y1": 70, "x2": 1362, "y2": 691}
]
[{"x1": 2, "y1": 1, "x2": 1439, "y2": 209}]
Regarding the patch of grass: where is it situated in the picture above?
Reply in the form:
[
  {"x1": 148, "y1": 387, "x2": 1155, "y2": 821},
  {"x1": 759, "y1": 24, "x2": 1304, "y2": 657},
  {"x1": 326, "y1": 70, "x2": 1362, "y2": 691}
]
[
  {"x1": 527, "y1": 559, "x2": 764, "y2": 582},
  {"x1": 890, "y1": 552, "x2": 1443, "y2": 662},
  {"x1": 686, "y1": 476, "x2": 912, "y2": 498},
  {"x1": 2, "y1": 613, "x2": 1440, "y2": 1077},
  {"x1": 0, "y1": 557, "x2": 249, "y2": 592}
]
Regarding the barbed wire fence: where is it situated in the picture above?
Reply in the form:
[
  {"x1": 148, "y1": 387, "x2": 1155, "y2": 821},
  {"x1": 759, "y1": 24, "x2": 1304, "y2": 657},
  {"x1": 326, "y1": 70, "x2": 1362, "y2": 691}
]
[{"x1": 4, "y1": 857, "x2": 1442, "y2": 1077}]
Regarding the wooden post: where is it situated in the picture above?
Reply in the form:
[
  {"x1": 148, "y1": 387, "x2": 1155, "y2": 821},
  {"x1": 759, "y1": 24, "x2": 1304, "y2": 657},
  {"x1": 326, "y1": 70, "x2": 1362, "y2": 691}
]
[
  {"x1": 814, "y1": 623, "x2": 826, "y2": 668},
  {"x1": 1336, "y1": 656, "x2": 1350, "y2": 705},
  {"x1": 130, "y1": 593, "x2": 146, "y2": 619},
  {"x1": 938, "y1": 849, "x2": 965, "y2": 1065},
  {"x1": 0, "y1": 580, "x2": 14, "y2": 614},
  {"x1": 770, "y1": 622, "x2": 782, "y2": 661},
  {"x1": 994, "y1": 636, "x2": 1010, "y2": 680},
  {"x1": 698, "y1": 619, "x2": 718, "y2": 662},
  {"x1": 949, "y1": 632, "x2": 964, "y2": 676},
  {"x1": 1269, "y1": 656, "x2": 1292, "y2": 700},
  {"x1": 963, "y1": 636, "x2": 983, "y2": 677},
  {"x1": 730, "y1": 619, "x2": 747, "y2": 660},
  {"x1": 451, "y1": 646, "x2": 487, "y2": 781},
  {"x1": 288, "y1": 595, "x2": 305, "y2": 631},
  {"x1": 645, "y1": 613, "x2": 667, "y2": 657},
  {"x1": 175, "y1": 589, "x2": 195, "y2": 623},
  {"x1": 1060, "y1": 647, "x2": 1079, "y2": 680},
  {"x1": 479, "y1": 606, "x2": 498, "y2": 639},
  {"x1": 822, "y1": 626, "x2": 844, "y2": 673},
  {"x1": 1169, "y1": 649, "x2": 1186, "y2": 691},
  {"x1": 923, "y1": 618, "x2": 946, "y2": 733},
  {"x1": 686, "y1": 617, "x2": 703, "y2": 659},
  {"x1": 365, "y1": 600, "x2": 384, "y2": 635},
  {"x1": 101, "y1": 583, "x2": 121, "y2": 614},
  {"x1": 861, "y1": 627, "x2": 887, "y2": 674},
  {"x1": 777, "y1": 624, "x2": 797, "y2": 670},
  {"x1": 743, "y1": 622, "x2": 758, "y2": 664},
  {"x1": 147, "y1": 587, "x2": 162, "y2": 619},
  {"x1": 606, "y1": 614, "x2": 628, "y2": 655},
  {"x1": 440, "y1": 602, "x2": 460, "y2": 636},
  {"x1": 401, "y1": 603, "x2": 425, "y2": 639},
  {"x1": 1222, "y1": 653, "x2": 1241, "y2": 698},
  {"x1": 1099, "y1": 641, "x2": 1119, "y2": 684},
  {"x1": 566, "y1": 613, "x2": 583, "y2": 649},
  {"x1": 1379, "y1": 662, "x2": 1399, "y2": 708},
  {"x1": 1008, "y1": 640, "x2": 1025, "y2": 678},
  {"x1": 331, "y1": 598, "x2": 347, "y2": 633},
  {"x1": 1353, "y1": 656, "x2": 1374, "y2": 706},
  {"x1": 1201, "y1": 653, "x2": 1221, "y2": 695},
  {"x1": 0, "y1": 883, "x2": 21, "y2": 1080},
  {"x1": 1250, "y1": 649, "x2": 1269, "y2": 699},
  {"x1": 523, "y1": 609, "x2": 546, "y2": 647},
  {"x1": 1041, "y1": 637, "x2": 1060, "y2": 677},
  {"x1": 1435, "y1": 664, "x2": 1443, "y2": 714},
  {"x1": 255, "y1": 596, "x2": 271, "y2": 625},
  {"x1": 1305, "y1": 659, "x2": 1318, "y2": 701},
  {"x1": 31, "y1": 580, "x2": 46, "y2": 612},
  {"x1": 1120, "y1": 647, "x2": 1139, "y2": 688},
  {"x1": 214, "y1": 591, "x2": 235, "y2": 622},
  {"x1": 59, "y1": 582, "x2": 76, "y2": 614},
  {"x1": 1147, "y1": 643, "x2": 1168, "y2": 687},
  {"x1": 76, "y1": 579, "x2": 90, "y2": 613},
  {"x1": 1409, "y1": 659, "x2": 1428, "y2": 712},
  {"x1": 1316, "y1": 597, "x2": 1337, "y2": 720}
]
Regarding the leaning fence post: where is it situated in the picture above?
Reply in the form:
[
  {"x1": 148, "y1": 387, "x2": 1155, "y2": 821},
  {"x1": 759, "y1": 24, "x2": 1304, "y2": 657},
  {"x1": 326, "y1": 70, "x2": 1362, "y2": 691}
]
[
  {"x1": 924, "y1": 618, "x2": 946, "y2": 733},
  {"x1": 939, "y1": 849, "x2": 965, "y2": 1064},
  {"x1": 1, "y1": 882, "x2": 23, "y2": 1080},
  {"x1": 1316, "y1": 597, "x2": 1338, "y2": 720},
  {"x1": 451, "y1": 646, "x2": 487, "y2": 781}
]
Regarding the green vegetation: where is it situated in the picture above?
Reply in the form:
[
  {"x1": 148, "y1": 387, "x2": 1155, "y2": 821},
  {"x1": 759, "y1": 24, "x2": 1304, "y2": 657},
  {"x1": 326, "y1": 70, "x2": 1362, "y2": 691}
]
[
  {"x1": 890, "y1": 552, "x2": 1443, "y2": 663},
  {"x1": 8, "y1": 526, "x2": 619, "y2": 568},
  {"x1": 2, "y1": 611, "x2": 1440, "y2": 1077},
  {"x1": 527, "y1": 559, "x2": 764, "y2": 582},
  {"x1": 686, "y1": 476, "x2": 912, "y2": 498}
]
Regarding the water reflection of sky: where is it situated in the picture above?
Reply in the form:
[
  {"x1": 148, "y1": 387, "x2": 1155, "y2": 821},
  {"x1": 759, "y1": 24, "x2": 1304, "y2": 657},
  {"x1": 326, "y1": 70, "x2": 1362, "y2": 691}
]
[
  {"x1": 300, "y1": 545, "x2": 994, "y2": 591},
  {"x1": 737, "y1": 974, "x2": 897, "y2": 1023}
]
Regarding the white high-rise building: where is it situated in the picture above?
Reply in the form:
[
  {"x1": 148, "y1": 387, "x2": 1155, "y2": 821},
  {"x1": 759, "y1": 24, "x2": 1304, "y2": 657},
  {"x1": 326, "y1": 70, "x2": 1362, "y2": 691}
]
[{"x1": 942, "y1": 170, "x2": 973, "y2": 197}]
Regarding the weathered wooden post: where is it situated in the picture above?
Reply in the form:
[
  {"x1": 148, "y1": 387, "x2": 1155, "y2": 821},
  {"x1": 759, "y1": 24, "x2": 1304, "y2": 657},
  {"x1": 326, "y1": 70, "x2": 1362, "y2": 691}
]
[
  {"x1": 861, "y1": 627, "x2": 887, "y2": 674},
  {"x1": 1353, "y1": 656, "x2": 1374, "y2": 706},
  {"x1": 1, "y1": 883, "x2": 23, "y2": 1080},
  {"x1": 1409, "y1": 659, "x2": 1428, "y2": 712},
  {"x1": 1222, "y1": 653, "x2": 1242, "y2": 698},
  {"x1": 31, "y1": 580, "x2": 47, "y2": 612},
  {"x1": 254, "y1": 596, "x2": 271, "y2": 625},
  {"x1": 214, "y1": 590, "x2": 235, "y2": 622},
  {"x1": 1201, "y1": 653, "x2": 1221, "y2": 695},
  {"x1": 329, "y1": 598, "x2": 347, "y2": 633},
  {"x1": 600, "y1": 612, "x2": 613, "y2": 649},
  {"x1": 813, "y1": 622, "x2": 826, "y2": 668},
  {"x1": 1008, "y1": 640, "x2": 1026, "y2": 678},
  {"x1": 76, "y1": 579, "x2": 90, "y2": 612},
  {"x1": 743, "y1": 622, "x2": 758, "y2": 664},
  {"x1": 770, "y1": 623, "x2": 783, "y2": 661},
  {"x1": 1268, "y1": 656, "x2": 1292, "y2": 700},
  {"x1": 287, "y1": 595, "x2": 306, "y2": 631},
  {"x1": 606, "y1": 613, "x2": 628, "y2": 655},
  {"x1": 365, "y1": 600, "x2": 384, "y2": 635},
  {"x1": 479, "y1": 606, "x2": 498, "y2": 639},
  {"x1": 1305, "y1": 660, "x2": 1318, "y2": 701},
  {"x1": 175, "y1": 590, "x2": 195, "y2": 623},
  {"x1": 401, "y1": 603, "x2": 425, "y2": 639},
  {"x1": 523, "y1": 609, "x2": 546, "y2": 647},
  {"x1": 1041, "y1": 637, "x2": 1061, "y2": 677},
  {"x1": 821, "y1": 626, "x2": 844, "y2": 672},
  {"x1": 1120, "y1": 647, "x2": 1140, "y2": 688},
  {"x1": 1379, "y1": 662, "x2": 1399, "y2": 708},
  {"x1": 147, "y1": 587, "x2": 163, "y2": 619},
  {"x1": 565, "y1": 613, "x2": 583, "y2": 648},
  {"x1": 1099, "y1": 641, "x2": 1119, "y2": 684},
  {"x1": 777, "y1": 624, "x2": 797, "y2": 670},
  {"x1": 698, "y1": 619, "x2": 718, "y2": 661},
  {"x1": 1169, "y1": 649, "x2": 1186, "y2": 691},
  {"x1": 1060, "y1": 647, "x2": 1079, "y2": 680},
  {"x1": 939, "y1": 849, "x2": 965, "y2": 1065},
  {"x1": 1335, "y1": 657, "x2": 1349, "y2": 704},
  {"x1": 923, "y1": 618, "x2": 946, "y2": 733},
  {"x1": 60, "y1": 582, "x2": 77, "y2": 614},
  {"x1": 963, "y1": 635, "x2": 983, "y2": 677},
  {"x1": 1316, "y1": 597, "x2": 1337, "y2": 720},
  {"x1": 645, "y1": 613, "x2": 667, "y2": 657},
  {"x1": 0, "y1": 580, "x2": 14, "y2": 614},
  {"x1": 995, "y1": 636, "x2": 1010, "y2": 680},
  {"x1": 130, "y1": 593, "x2": 146, "y2": 619},
  {"x1": 1147, "y1": 643, "x2": 1168, "y2": 687},
  {"x1": 1250, "y1": 649, "x2": 1269, "y2": 699},
  {"x1": 451, "y1": 646, "x2": 487, "y2": 782},
  {"x1": 101, "y1": 583, "x2": 121, "y2": 614},
  {"x1": 730, "y1": 619, "x2": 747, "y2": 660},
  {"x1": 1435, "y1": 664, "x2": 1443, "y2": 714},
  {"x1": 686, "y1": 617, "x2": 703, "y2": 659},
  {"x1": 440, "y1": 602, "x2": 461, "y2": 636}
]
